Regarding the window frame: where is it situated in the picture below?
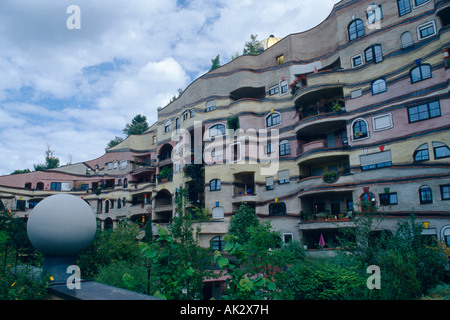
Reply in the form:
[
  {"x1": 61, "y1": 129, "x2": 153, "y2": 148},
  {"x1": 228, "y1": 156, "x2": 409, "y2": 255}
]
[
  {"x1": 413, "y1": 143, "x2": 430, "y2": 162},
  {"x1": 417, "y1": 20, "x2": 436, "y2": 40},
  {"x1": 419, "y1": 186, "x2": 433, "y2": 204},
  {"x1": 364, "y1": 44, "x2": 383, "y2": 63},
  {"x1": 352, "y1": 118, "x2": 369, "y2": 140},
  {"x1": 208, "y1": 123, "x2": 226, "y2": 138},
  {"x1": 269, "y1": 202, "x2": 287, "y2": 216},
  {"x1": 348, "y1": 19, "x2": 365, "y2": 41},
  {"x1": 440, "y1": 185, "x2": 450, "y2": 200},
  {"x1": 351, "y1": 54, "x2": 364, "y2": 68},
  {"x1": 210, "y1": 179, "x2": 221, "y2": 191},
  {"x1": 279, "y1": 140, "x2": 291, "y2": 156},
  {"x1": 397, "y1": 0, "x2": 412, "y2": 16},
  {"x1": 433, "y1": 142, "x2": 450, "y2": 159},
  {"x1": 372, "y1": 78, "x2": 387, "y2": 95},
  {"x1": 410, "y1": 64, "x2": 432, "y2": 83},
  {"x1": 407, "y1": 101, "x2": 440, "y2": 123},
  {"x1": 265, "y1": 111, "x2": 281, "y2": 128},
  {"x1": 164, "y1": 119, "x2": 172, "y2": 133},
  {"x1": 380, "y1": 192, "x2": 398, "y2": 206}
]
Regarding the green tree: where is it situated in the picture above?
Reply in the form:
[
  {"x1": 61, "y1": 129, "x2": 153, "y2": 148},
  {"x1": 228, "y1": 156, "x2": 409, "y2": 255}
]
[
  {"x1": 243, "y1": 34, "x2": 260, "y2": 56},
  {"x1": 11, "y1": 169, "x2": 31, "y2": 175},
  {"x1": 107, "y1": 136, "x2": 124, "y2": 149},
  {"x1": 122, "y1": 114, "x2": 149, "y2": 136},
  {"x1": 209, "y1": 54, "x2": 221, "y2": 71},
  {"x1": 228, "y1": 203, "x2": 259, "y2": 244},
  {"x1": 33, "y1": 144, "x2": 60, "y2": 171}
]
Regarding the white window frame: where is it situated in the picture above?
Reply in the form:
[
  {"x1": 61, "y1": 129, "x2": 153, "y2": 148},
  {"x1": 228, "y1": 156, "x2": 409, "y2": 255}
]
[
  {"x1": 265, "y1": 111, "x2": 281, "y2": 128},
  {"x1": 417, "y1": 20, "x2": 436, "y2": 41},
  {"x1": 351, "y1": 118, "x2": 370, "y2": 141},
  {"x1": 372, "y1": 113, "x2": 393, "y2": 131},
  {"x1": 351, "y1": 54, "x2": 364, "y2": 68},
  {"x1": 164, "y1": 119, "x2": 172, "y2": 133}
]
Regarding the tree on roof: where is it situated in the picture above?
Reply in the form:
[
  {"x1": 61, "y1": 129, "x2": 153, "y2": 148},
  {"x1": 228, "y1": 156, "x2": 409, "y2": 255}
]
[{"x1": 122, "y1": 114, "x2": 149, "y2": 136}]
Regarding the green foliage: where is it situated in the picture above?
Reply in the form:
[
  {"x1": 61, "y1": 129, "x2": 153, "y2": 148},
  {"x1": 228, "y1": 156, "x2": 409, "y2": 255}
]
[
  {"x1": 107, "y1": 136, "x2": 124, "y2": 149},
  {"x1": 122, "y1": 114, "x2": 149, "y2": 136},
  {"x1": 209, "y1": 54, "x2": 221, "y2": 71},
  {"x1": 243, "y1": 34, "x2": 260, "y2": 56},
  {"x1": 228, "y1": 204, "x2": 259, "y2": 244},
  {"x1": 10, "y1": 169, "x2": 31, "y2": 175},
  {"x1": 227, "y1": 116, "x2": 239, "y2": 130},
  {"x1": 0, "y1": 267, "x2": 49, "y2": 300},
  {"x1": 77, "y1": 222, "x2": 141, "y2": 279},
  {"x1": 94, "y1": 260, "x2": 148, "y2": 294},
  {"x1": 276, "y1": 258, "x2": 367, "y2": 300},
  {"x1": 33, "y1": 144, "x2": 60, "y2": 171}
]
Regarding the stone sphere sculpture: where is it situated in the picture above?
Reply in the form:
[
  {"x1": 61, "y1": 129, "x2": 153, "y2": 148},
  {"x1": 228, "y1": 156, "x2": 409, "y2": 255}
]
[{"x1": 27, "y1": 194, "x2": 97, "y2": 257}]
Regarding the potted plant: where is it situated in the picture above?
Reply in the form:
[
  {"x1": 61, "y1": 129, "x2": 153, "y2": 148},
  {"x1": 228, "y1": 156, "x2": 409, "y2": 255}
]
[
  {"x1": 323, "y1": 171, "x2": 338, "y2": 183},
  {"x1": 159, "y1": 166, "x2": 173, "y2": 182}
]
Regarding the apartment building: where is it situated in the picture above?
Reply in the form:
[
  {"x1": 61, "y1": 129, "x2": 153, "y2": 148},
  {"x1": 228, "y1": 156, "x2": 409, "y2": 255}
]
[{"x1": 1, "y1": 0, "x2": 449, "y2": 253}]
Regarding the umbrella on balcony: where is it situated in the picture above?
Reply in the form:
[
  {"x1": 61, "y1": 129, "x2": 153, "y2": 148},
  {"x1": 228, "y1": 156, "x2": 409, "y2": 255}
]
[{"x1": 318, "y1": 232, "x2": 325, "y2": 248}]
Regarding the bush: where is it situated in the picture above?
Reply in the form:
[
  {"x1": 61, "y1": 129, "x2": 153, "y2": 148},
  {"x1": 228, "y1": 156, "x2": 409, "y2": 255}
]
[
  {"x1": 95, "y1": 260, "x2": 148, "y2": 294},
  {"x1": 0, "y1": 267, "x2": 48, "y2": 300}
]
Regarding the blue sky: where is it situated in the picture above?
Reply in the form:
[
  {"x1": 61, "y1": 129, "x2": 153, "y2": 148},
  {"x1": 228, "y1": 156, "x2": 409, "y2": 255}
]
[{"x1": 0, "y1": 0, "x2": 338, "y2": 176}]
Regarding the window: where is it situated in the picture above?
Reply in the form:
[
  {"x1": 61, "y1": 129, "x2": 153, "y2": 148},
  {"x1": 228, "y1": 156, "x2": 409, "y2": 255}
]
[
  {"x1": 417, "y1": 21, "x2": 436, "y2": 40},
  {"x1": 266, "y1": 112, "x2": 281, "y2": 127},
  {"x1": 211, "y1": 148, "x2": 223, "y2": 163},
  {"x1": 280, "y1": 79, "x2": 288, "y2": 94},
  {"x1": 360, "y1": 151, "x2": 392, "y2": 171},
  {"x1": 440, "y1": 185, "x2": 450, "y2": 200},
  {"x1": 410, "y1": 64, "x2": 432, "y2": 83},
  {"x1": 352, "y1": 119, "x2": 368, "y2": 140},
  {"x1": 433, "y1": 142, "x2": 450, "y2": 159},
  {"x1": 414, "y1": 143, "x2": 429, "y2": 161},
  {"x1": 269, "y1": 202, "x2": 286, "y2": 216},
  {"x1": 278, "y1": 170, "x2": 290, "y2": 184},
  {"x1": 211, "y1": 236, "x2": 226, "y2": 251},
  {"x1": 367, "y1": 4, "x2": 383, "y2": 24},
  {"x1": 266, "y1": 143, "x2": 275, "y2": 154},
  {"x1": 361, "y1": 192, "x2": 376, "y2": 212},
  {"x1": 372, "y1": 79, "x2": 387, "y2": 94},
  {"x1": 279, "y1": 140, "x2": 291, "y2": 156},
  {"x1": 206, "y1": 100, "x2": 216, "y2": 112},
  {"x1": 164, "y1": 120, "x2": 172, "y2": 133},
  {"x1": 351, "y1": 54, "x2": 363, "y2": 67},
  {"x1": 50, "y1": 182, "x2": 61, "y2": 191},
  {"x1": 419, "y1": 186, "x2": 433, "y2": 204},
  {"x1": 397, "y1": 0, "x2": 411, "y2": 16},
  {"x1": 189, "y1": 109, "x2": 195, "y2": 118},
  {"x1": 414, "y1": 0, "x2": 430, "y2": 6},
  {"x1": 380, "y1": 192, "x2": 398, "y2": 205},
  {"x1": 365, "y1": 45, "x2": 383, "y2": 63},
  {"x1": 348, "y1": 19, "x2": 365, "y2": 41},
  {"x1": 266, "y1": 176, "x2": 274, "y2": 190},
  {"x1": 209, "y1": 124, "x2": 225, "y2": 138},
  {"x1": 407, "y1": 101, "x2": 440, "y2": 122},
  {"x1": 276, "y1": 55, "x2": 284, "y2": 66},
  {"x1": 183, "y1": 111, "x2": 189, "y2": 120},
  {"x1": 175, "y1": 117, "x2": 180, "y2": 132},
  {"x1": 269, "y1": 85, "x2": 279, "y2": 96},
  {"x1": 210, "y1": 179, "x2": 221, "y2": 191},
  {"x1": 401, "y1": 31, "x2": 414, "y2": 48}
]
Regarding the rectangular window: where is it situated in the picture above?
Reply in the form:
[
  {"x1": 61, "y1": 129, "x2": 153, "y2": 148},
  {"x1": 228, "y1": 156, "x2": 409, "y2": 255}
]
[
  {"x1": 351, "y1": 54, "x2": 363, "y2": 68},
  {"x1": 266, "y1": 176, "x2": 274, "y2": 190},
  {"x1": 280, "y1": 79, "x2": 288, "y2": 94},
  {"x1": 50, "y1": 182, "x2": 61, "y2": 191},
  {"x1": 360, "y1": 151, "x2": 392, "y2": 171},
  {"x1": 278, "y1": 170, "x2": 290, "y2": 184},
  {"x1": 441, "y1": 185, "x2": 450, "y2": 200},
  {"x1": 279, "y1": 142, "x2": 291, "y2": 156},
  {"x1": 417, "y1": 21, "x2": 436, "y2": 40},
  {"x1": 277, "y1": 55, "x2": 284, "y2": 66},
  {"x1": 407, "y1": 101, "x2": 441, "y2": 123},
  {"x1": 372, "y1": 113, "x2": 393, "y2": 131},
  {"x1": 269, "y1": 85, "x2": 279, "y2": 96},
  {"x1": 380, "y1": 192, "x2": 398, "y2": 205},
  {"x1": 397, "y1": 0, "x2": 411, "y2": 16}
]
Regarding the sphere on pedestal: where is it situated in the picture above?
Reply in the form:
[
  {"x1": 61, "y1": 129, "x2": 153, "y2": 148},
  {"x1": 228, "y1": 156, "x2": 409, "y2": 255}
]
[{"x1": 27, "y1": 194, "x2": 96, "y2": 257}]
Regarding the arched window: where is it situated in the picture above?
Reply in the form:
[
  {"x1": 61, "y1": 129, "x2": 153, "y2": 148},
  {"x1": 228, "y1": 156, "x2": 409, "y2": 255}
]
[
  {"x1": 269, "y1": 202, "x2": 286, "y2": 216},
  {"x1": 265, "y1": 112, "x2": 281, "y2": 128},
  {"x1": 164, "y1": 119, "x2": 172, "y2": 133},
  {"x1": 360, "y1": 192, "x2": 376, "y2": 212},
  {"x1": 210, "y1": 236, "x2": 226, "y2": 251},
  {"x1": 419, "y1": 185, "x2": 433, "y2": 204},
  {"x1": 348, "y1": 19, "x2": 365, "y2": 41},
  {"x1": 279, "y1": 140, "x2": 291, "y2": 156},
  {"x1": 372, "y1": 79, "x2": 387, "y2": 94},
  {"x1": 401, "y1": 31, "x2": 414, "y2": 48},
  {"x1": 36, "y1": 182, "x2": 44, "y2": 190},
  {"x1": 414, "y1": 143, "x2": 429, "y2": 162},
  {"x1": 210, "y1": 179, "x2": 221, "y2": 191},
  {"x1": 410, "y1": 64, "x2": 432, "y2": 83},
  {"x1": 432, "y1": 142, "x2": 450, "y2": 159},
  {"x1": 365, "y1": 44, "x2": 383, "y2": 63},
  {"x1": 175, "y1": 117, "x2": 180, "y2": 132},
  {"x1": 209, "y1": 124, "x2": 225, "y2": 138},
  {"x1": 206, "y1": 100, "x2": 216, "y2": 112},
  {"x1": 352, "y1": 119, "x2": 368, "y2": 140}
]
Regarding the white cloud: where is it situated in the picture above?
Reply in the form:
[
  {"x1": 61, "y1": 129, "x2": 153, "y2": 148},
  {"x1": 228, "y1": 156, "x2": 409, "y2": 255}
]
[{"x1": 0, "y1": 0, "x2": 339, "y2": 175}]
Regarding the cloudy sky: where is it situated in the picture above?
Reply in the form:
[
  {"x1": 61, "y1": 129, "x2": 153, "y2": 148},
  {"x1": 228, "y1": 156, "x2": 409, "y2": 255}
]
[{"x1": 0, "y1": 0, "x2": 338, "y2": 176}]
